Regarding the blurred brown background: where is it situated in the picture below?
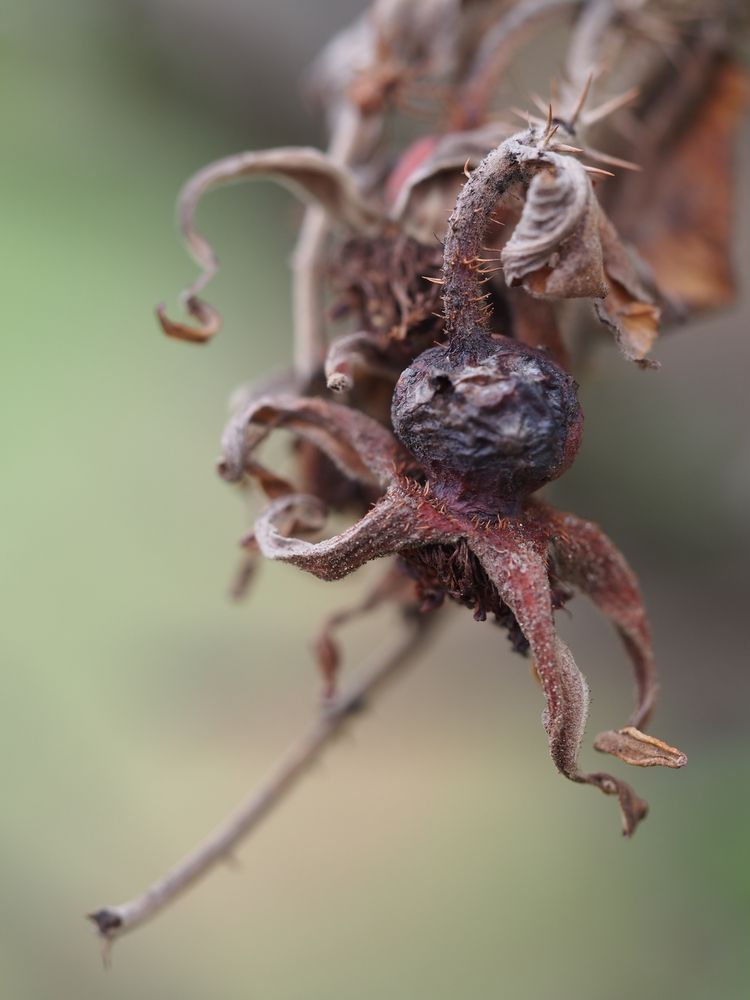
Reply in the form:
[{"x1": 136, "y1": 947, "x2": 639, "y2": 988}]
[{"x1": 1, "y1": 2, "x2": 749, "y2": 997}]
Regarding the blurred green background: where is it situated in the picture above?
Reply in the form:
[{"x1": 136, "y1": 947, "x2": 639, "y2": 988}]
[{"x1": 2, "y1": 2, "x2": 749, "y2": 997}]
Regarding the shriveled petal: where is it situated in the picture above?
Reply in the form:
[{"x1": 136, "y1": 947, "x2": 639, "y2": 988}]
[
  {"x1": 546, "y1": 506, "x2": 658, "y2": 730},
  {"x1": 254, "y1": 488, "x2": 456, "y2": 581},
  {"x1": 219, "y1": 394, "x2": 408, "y2": 489},
  {"x1": 501, "y1": 156, "x2": 608, "y2": 299},
  {"x1": 594, "y1": 727, "x2": 687, "y2": 769},
  {"x1": 159, "y1": 147, "x2": 382, "y2": 339},
  {"x1": 390, "y1": 123, "x2": 513, "y2": 243}
]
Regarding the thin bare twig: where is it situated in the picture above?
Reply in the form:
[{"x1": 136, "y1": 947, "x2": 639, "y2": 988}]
[{"x1": 88, "y1": 616, "x2": 436, "y2": 950}]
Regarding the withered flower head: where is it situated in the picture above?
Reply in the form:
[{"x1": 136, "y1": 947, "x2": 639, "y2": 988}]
[
  {"x1": 218, "y1": 124, "x2": 690, "y2": 836},
  {"x1": 88, "y1": 0, "x2": 750, "y2": 952}
]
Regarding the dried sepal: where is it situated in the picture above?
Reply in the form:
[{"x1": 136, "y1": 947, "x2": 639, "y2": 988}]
[
  {"x1": 466, "y1": 518, "x2": 661, "y2": 836},
  {"x1": 219, "y1": 394, "x2": 409, "y2": 489},
  {"x1": 440, "y1": 129, "x2": 663, "y2": 363},
  {"x1": 159, "y1": 148, "x2": 382, "y2": 341},
  {"x1": 546, "y1": 505, "x2": 658, "y2": 730},
  {"x1": 594, "y1": 727, "x2": 687, "y2": 769},
  {"x1": 254, "y1": 489, "x2": 456, "y2": 581},
  {"x1": 468, "y1": 532, "x2": 592, "y2": 775},
  {"x1": 576, "y1": 771, "x2": 649, "y2": 838}
]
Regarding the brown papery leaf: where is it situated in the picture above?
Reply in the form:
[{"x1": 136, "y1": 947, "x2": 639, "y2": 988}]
[
  {"x1": 594, "y1": 727, "x2": 688, "y2": 769},
  {"x1": 616, "y1": 61, "x2": 749, "y2": 311}
]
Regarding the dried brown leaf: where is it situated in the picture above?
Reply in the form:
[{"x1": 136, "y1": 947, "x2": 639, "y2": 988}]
[{"x1": 615, "y1": 61, "x2": 749, "y2": 311}]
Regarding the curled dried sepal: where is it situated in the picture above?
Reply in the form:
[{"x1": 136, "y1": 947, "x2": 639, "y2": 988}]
[
  {"x1": 219, "y1": 394, "x2": 409, "y2": 489},
  {"x1": 254, "y1": 490, "x2": 455, "y2": 581},
  {"x1": 156, "y1": 296, "x2": 221, "y2": 344},
  {"x1": 469, "y1": 529, "x2": 651, "y2": 833},
  {"x1": 546, "y1": 505, "x2": 659, "y2": 732},
  {"x1": 464, "y1": 533, "x2": 583, "y2": 764},
  {"x1": 594, "y1": 727, "x2": 687, "y2": 769},
  {"x1": 543, "y1": 634, "x2": 591, "y2": 778},
  {"x1": 161, "y1": 148, "x2": 382, "y2": 346}
]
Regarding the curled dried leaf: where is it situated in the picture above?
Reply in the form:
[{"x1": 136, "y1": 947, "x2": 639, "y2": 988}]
[{"x1": 594, "y1": 727, "x2": 687, "y2": 769}]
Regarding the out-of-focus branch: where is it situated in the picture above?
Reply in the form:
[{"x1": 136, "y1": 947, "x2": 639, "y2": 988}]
[
  {"x1": 292, "y1": 103, "x2": 376, "y2": 383},
  {"x1": 88, "y1": 615, "x2": 436, "y2": 951}
]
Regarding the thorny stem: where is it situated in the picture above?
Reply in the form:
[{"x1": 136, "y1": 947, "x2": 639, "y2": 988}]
[
  {"x1": 441, "y1": 142, "x2": 522, "y2": 339},
  {"x1": 88, "y1": 616, "x2": 435, "y2": 951}
]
